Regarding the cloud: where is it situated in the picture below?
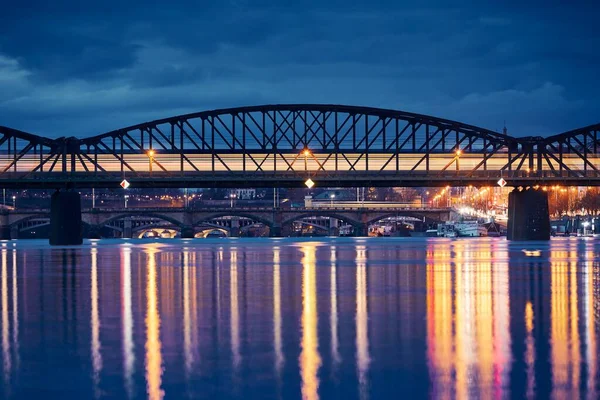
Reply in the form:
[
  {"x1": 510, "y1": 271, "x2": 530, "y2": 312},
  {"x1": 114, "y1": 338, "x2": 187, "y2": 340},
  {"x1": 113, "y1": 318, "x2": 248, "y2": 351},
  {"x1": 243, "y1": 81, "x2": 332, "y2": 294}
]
[{"x1": 0, "y1": 2, "x2": 598, "y2": 139}]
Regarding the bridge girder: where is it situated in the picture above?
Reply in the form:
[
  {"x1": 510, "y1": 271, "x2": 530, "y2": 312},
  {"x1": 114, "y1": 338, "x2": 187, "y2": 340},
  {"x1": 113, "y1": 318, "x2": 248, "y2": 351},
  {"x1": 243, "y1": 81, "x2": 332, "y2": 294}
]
[{"x1": 0, "y1": 105, "x2": 598, "y2": 187}]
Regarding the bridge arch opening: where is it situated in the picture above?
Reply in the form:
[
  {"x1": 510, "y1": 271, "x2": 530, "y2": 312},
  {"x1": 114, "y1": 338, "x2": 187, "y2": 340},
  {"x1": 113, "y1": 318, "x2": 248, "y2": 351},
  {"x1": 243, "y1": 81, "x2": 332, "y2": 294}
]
[
  {"x1": 10, "y1": 215, "x2": 96, "y2": 240},
  {"x1": 282, "y1": 213, "x2": 361, "y2": 237},
  {"x1": 193, "y1": 214, "x2": 271, "y2": 237},
  {"x1": 99, "y1": 213, "x2": 184, "y2": 238},
  {"x1": 194, "y1": 228, "x2": 229, "y2": 238},
  {"x1": 136, "y1": 228, "x2": 178, "y2": 239},
  {"x1": 366, "y1": 212, "x2": 442, "y2": 236}
]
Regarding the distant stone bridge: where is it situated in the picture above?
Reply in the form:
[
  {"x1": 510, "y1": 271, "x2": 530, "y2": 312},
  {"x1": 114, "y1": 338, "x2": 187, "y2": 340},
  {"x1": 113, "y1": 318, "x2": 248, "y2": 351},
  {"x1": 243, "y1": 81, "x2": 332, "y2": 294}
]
[{"x1": 0, "y1": 206, "x2": 454, "y2": 239}]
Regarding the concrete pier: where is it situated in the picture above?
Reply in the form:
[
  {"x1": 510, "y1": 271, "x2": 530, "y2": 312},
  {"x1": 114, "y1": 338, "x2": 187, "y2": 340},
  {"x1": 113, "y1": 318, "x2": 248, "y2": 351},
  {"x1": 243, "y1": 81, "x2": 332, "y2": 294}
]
[
  {"x1": 123, "y1": 217, "x2": 133, "y2": 239},
  {"x1": 507, "y1": 188, "x2": 550, "y2": 241},
  {"x1": 230, "y1": 217, "x2": 240, "y2": 238},
  {"x1": 181, "y1": 226, "x2": 195, "y2": 238},
  {"x1": 50, "y1": 191, "x2": 83, "y2": 245},
  {"x1": 355, "y1": 223, "x2": 369, "y2": 237},
  {"x1": 270, "y1": 225, "x2": 282, "y2": 237}
]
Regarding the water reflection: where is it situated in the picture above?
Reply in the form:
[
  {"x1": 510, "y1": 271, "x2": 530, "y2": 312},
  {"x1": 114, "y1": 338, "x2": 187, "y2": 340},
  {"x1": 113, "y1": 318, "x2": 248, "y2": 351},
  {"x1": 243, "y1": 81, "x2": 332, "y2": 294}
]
[
  {"x1": 0, "y1": 238, "x2": 599, "y2": 399},
  {"x1": 144, "y1": 247, "x2": 164, "y2": 400},
  {"x1": 183, "y1": 250, "x2": 193, "y2": 374},
  {"x1": 551, "y1": 242, "x2": 580, "y2": 399},
  {"x1": 121, "y1": 245, "x2": 134, "y2": 398},
  {"x1": 330, "y1": 246, "x2": 340, "y2": 368},
  {"x1": 426, "y1": 240, "x2": 511, "y2": 398},
  {"x1": 525, "y1": 301, "x2": 535, "y2": 399},
  {"x1": 355, "y1": 245, "x2": 370, "y2": 399},
  {"x1": 11, "y1": 251, "x2": 18, "y2": 374},
  {"x1": 584, "y1": 244, "x2": 597, "y2": 399},
  {"x1": 273, "y1": 247, "x2": 284, "y2": 376},
  {"x1": 300, "y1": 243, "x2": 321, "y2": 400},
  {"x1": 230, "y1": 248, "x2": 240, "y2": 370},
  {"x1": 1, "y1": 248, "x2": 10, "y2": 385},
  {"x1": 90, "y1": 246, "x2": 102, "y2": 398}
]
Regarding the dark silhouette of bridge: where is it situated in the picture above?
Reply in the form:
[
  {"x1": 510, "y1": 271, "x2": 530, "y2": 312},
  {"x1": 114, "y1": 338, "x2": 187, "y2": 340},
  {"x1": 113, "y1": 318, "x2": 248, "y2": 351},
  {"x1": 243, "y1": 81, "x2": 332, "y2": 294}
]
[
  {"x1": 0, "y1": 104, "x2": 598, "y2": 188},
  {"x1": 2, "y1": 103, "x2": 595, "y2": 242}
]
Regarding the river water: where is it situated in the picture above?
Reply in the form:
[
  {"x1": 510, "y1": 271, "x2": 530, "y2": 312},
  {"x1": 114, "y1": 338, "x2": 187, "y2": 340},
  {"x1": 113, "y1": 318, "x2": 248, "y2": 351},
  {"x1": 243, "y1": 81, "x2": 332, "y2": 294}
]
[{"x1": 0, "y1": 237, "x2": 598, "y2": 399}]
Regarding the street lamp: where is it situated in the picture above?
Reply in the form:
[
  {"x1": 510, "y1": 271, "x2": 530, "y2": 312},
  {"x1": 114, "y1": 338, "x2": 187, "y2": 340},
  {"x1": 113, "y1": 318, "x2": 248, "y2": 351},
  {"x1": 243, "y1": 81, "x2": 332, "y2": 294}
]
[
  {"x1": 147, "y1": 149, "x2": 155, "y2": 173},
  {"x1": 455, "y1": 149, "x2": 462, "y2": 171},
  {"x1": 303, "y1": 148, "x2": 311, "y2": 173},
  {"x1": 124, "y1": 195, "x2": 129, "y2": 208},
  {"x1": 330, "y1": 193, "x2": 335, "y2": 207},
  {"x1": 230, "y1": 193, "x2": 237, "y2": 208},
  {"x1": 12, "y1": 195, "x2": 15, "y2": 209}
]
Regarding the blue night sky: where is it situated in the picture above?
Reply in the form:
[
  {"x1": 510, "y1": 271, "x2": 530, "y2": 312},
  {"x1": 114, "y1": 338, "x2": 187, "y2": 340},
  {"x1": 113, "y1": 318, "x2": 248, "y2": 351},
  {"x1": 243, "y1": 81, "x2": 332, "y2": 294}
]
[{"x1": 0, "y1": 1, "x2": 598, "y2": 138}]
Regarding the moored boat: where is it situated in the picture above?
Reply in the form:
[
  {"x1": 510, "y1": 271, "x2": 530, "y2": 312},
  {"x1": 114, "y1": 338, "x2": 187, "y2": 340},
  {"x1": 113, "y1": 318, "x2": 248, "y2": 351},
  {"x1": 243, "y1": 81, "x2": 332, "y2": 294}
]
[{"x1": 437, "y1": 220, "x2": 488, "y2": 237}]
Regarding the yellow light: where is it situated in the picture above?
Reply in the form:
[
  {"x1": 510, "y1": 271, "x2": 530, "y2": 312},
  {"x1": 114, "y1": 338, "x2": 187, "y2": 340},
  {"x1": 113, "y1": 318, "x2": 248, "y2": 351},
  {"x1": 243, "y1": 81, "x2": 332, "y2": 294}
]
[
  {"x1": 147, "y1": 150, "x2": 155, "y2": 157},
  {"x1": 303, "y1": 149, "x2": 311, "y2": 157},
  {"x1": 304, "y1": 179, "x2": 315, "y2": 189},
  {"x1": 455, "y1": 149, "x2": 462, "y2": 156}
]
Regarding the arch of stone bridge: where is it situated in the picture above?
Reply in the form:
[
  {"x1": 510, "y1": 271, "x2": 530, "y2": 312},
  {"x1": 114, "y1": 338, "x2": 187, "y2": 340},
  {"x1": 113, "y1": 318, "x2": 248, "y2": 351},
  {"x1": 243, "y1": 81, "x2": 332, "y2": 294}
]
[
  {"x1": 192, "y1": 213, "x2": 273, "y2": 228},
  {"x1": 137, "y1": 229, "x2": 178, "y2": 239},
  {"x1": 195, "y1": 228, "x2": 229, "y2": 238},
  {"x1": 132, "y1": 222, "x2": 179, "y2": 234},
  {"x1": 294, "y1": 220, "x2": 330, "y2": 232},
  {"x1": 281, "y1": 212, "x2": 361, "y2": 229},
  {"x1": 9, "y1": 213, "x2": 50, "y2": 227},
  {"x1": 239, "y1": 222, "x2": 271, "y2": 232},
  {"x1": 11, "y1": 215, "x2": 94, "y2": 236},
  {"x1": 131, "y1": 221, "x2": 234, "y2": 235},
  {"x1": 98, "y1": 213, "x2": 185, "y2": 228}
]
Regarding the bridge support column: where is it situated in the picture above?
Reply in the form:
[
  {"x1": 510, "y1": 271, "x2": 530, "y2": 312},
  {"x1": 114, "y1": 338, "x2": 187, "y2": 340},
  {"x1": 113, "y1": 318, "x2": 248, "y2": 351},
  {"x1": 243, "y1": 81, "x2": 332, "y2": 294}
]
[
  {"x1": 181, "y1": 226, "x2": 195, "y2": 239},
  {"x1": 355, "y1": 223, "x2": 369, "y2": 237},
  {"x1": 10, "y1": 226, "x2": 19, "y2": 240},
  {"x1": 0, "y1": 213, "x2": 10, "y2": 240},
  {"x1": 86, "y1": 226, "x2": 102, "y2": 239},
  {"x1": 0, "y1": 226, "x2": 9, "y2": 240},
  {"x1": 507, "y1": 188, "x2": 550, "y2": 241},
  {"x1": 123, "y1": 217, "x2": 133, "y2": 239},
  {"x1": 270, "y1": 225, "x2": 282, "y2": 237},
  {"x1": 270, "y1": 210, "x2": 283, "y2": 237},
  {"x1": 329, "y1": 217, "x2": 339, "y2": 236},
  {"x1": 50, "y1": 190, "x2": 83, "y2": 245},
  {"x1": 230, "y1": 218, "x2": 240, "y2": 238}
]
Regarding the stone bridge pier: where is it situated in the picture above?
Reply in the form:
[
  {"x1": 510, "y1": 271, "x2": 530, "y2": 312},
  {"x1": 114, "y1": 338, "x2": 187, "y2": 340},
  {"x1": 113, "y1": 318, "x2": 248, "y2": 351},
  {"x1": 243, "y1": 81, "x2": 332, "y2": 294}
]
[
  {"x1": 181, "y1": 211, "x2": 195, "y2": 238},
  {"x1": 49, "y1": 190, "x2": 82, "y2": 245},
  {"x1": 0, "y1": 213, "x2": 10, "y2": 240},
  {"x1": 507, "y1": 188, "x2": 550, "y2": 240}
]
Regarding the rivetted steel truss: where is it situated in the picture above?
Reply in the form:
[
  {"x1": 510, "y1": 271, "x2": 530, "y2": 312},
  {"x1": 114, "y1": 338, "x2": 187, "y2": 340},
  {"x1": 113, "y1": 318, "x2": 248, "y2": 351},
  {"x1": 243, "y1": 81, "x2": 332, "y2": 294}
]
[{"x1": 0, "y1": 104, "x2": 598, "y2": 188}]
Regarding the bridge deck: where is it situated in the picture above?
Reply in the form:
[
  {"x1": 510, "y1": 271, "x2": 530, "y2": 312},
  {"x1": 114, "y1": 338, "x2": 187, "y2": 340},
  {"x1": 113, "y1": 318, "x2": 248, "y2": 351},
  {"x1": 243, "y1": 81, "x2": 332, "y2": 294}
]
[{"x1": 0, "y1": 170, "x2": 596, "y2": 188}]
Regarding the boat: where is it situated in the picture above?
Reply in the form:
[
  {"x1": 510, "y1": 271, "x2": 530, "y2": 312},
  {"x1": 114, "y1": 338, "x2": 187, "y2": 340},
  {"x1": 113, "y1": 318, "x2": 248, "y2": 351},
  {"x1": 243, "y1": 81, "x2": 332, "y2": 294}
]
[{"x1": 437, "y1": 220, "x2": 488, "y2": 237}]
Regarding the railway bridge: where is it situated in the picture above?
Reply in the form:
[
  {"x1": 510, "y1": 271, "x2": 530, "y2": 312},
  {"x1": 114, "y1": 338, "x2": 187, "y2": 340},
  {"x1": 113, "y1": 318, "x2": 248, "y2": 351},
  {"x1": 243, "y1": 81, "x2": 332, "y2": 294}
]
[{"x1": 1, "y1": 103, "x2": 598, "y2": 242}]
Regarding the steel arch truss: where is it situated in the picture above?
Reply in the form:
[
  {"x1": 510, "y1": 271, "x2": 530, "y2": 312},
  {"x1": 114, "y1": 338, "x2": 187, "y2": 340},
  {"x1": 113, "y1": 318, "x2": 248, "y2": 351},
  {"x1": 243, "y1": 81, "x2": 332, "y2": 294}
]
[{"x1": 0, "y1": 105, "x2": 599, "y2": 187}]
